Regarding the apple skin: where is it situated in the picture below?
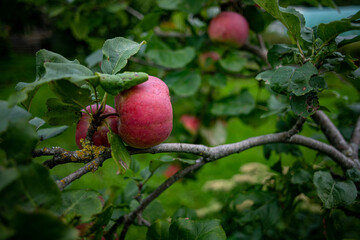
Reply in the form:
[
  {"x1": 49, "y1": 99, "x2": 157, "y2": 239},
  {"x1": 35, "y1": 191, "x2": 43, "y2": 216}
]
[
  {"x1": 164, "y1": 164, "x2": 181, "y2": 178},
  {"x1": 208, "y1": 11, "x2": 249, "y2": 48},
  {"x1": 198, "y1": 51, "x2": 220, "y2": 72},
  {"x1": 115, "y1": 76, "x2": 173, "y2": 148},
  {"x1": 180, "y1": 114, "x2": 200, "y2": 134},
  {"x1": 75, "y1": 104, "x2": 119, "y2": 149}
]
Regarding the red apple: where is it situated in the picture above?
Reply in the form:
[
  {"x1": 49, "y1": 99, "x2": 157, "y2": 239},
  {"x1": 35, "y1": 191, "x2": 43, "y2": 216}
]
[
  {"x1": 180, "y1": 114, "x2": 200, "y2": 134},
  {"x1": 75, "y1": 104, "x2": 119, "y2": 149},
  {"x1": 208, "y1": 11, "x2": 249, "y2": 48},
  {"x1": 198, "y1": 51, "x2": 220, "y2": 72},
  {"x1": 115, "y1": 76, "x2": 173, "y2": 148},
  {"x1": 164, "y1": 164, "x2": 181, "y2": 178}
]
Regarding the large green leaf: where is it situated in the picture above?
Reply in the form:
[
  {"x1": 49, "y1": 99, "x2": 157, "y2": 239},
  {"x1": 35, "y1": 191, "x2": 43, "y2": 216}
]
[
  {"x1": 169, "y1": 218, "x2": 226, "y2": 240},
  {"x1": 13, "y1": 210, "x2": 78, "y2": 240},
  {"x1": 254, "y1": 0, "x2": 311, "y2": 44},
  {"x1": 9, "y1": 62, "x2": 96, "y2": 108},
  {"x1": 48, "y1": 80, "x2": 92, "y2": 107},
  {"x1": 313, "y1": 171, "x2": 357, "y2": 208},
  {"x1": 164, "y1": 70, "x2": 201, "y2": 97},
  {"x1": 316, "y1": 10, "x2": 360, "y2": 44},
  {"x1": 146, "y1": 220, "x2": 170, "y2": 240},
  {"x1": 101, "y1": 37, "x2": 145, "y2": 74},
  {"x1": 0, "y1": 101, "x2": 38, "y2": 164},
  {"x1": 108, "y1": 131, "x2": 132, "y2": 174},
  {"x1": 0, "y1": 168, "x2": 18, "y2": 192},
  {"x1": 267, "y1": 62, "x2": 318, "y2": 96},
  {"x1": 97, "y1": 71, "x2": 148, "y2": 95},
  {"x1": 18, "y1": 163, "x2": 62, "y2": 209},
  {"x1": 210, "y1": 89, "x2": 255, "y2": 116},
  {"x1": 267, "y1": 44, "x2": 301, "y2": 67},
  {"x1": 219, "y1": 51, "x2": 247, "y2": 73},
  {"x1": 35, "y1": 49, "x2": 80, "y2": 81},
  {"x1": 147, "y1": 46, "x2": 196, "y2": 68},
  {"x1": 53, "y1": 189, "x2": 103, "y2": 222},
  {"x1": 44, "y1": 98, "x2": 82, "y2": 126},
  {"x1": 290, "y1": 92, "x2": 319, "y2": 117}
]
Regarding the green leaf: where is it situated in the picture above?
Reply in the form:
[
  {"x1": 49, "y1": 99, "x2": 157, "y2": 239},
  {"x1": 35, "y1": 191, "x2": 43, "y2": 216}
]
[
  {"x1": 261, "y1": 95, "x2": 289, "y2": 118},
  {"x1": 157, "y1": 0, "x2": 206, "y2": 13},
  {"x1": 157, "y1": 0, "x2": 181, "y2": 10},
  {"x1": 147, "y1": 46, "x2": 195, "y2": 68},
  {"x1": 90, "y1": 206, "x2": 114, "y2": 239},
  {"x1": 291, "y1": 169, "x2": 312, "y2": 184},
  {"x1": 254, "y1": 0, "x2": 310, "y2": 44},
  {"x1": 267, "y1": 44, "x2": 301, "y2": 67},
  {"x1": 256, "y1": 69, "x2": 276, "y2": 84},
  {"x1": 346, "y1": 168, "x2": 360, "y2": 182},
  {"x1": 35, "y1": 49, "x2": 80, "y2": 81},
  {"x1": 85, "y1": 49, "x2": 102, "y2": 68},
  {"x1": 0, "y1": 168, "x2": 19, "y2": 192},
  {"x1": 10, "y1": 62, "x2": 96, "y2": 108},
  {"x1": 268, "y1": 62, "x2": 318, "y2": 96},
  {"x1": 0, "y1": 101, "x2": 38, "y2": 164},
  {"x1": 169, "y1": 218, "x2": 226, "y2": 240},
  {"x1": 54, "y1": 189, "x2": 103, "y2": 222},
  {"x1": 146, "y1": 220, "x2": 170, "y2": 240},
  {"x1": 38, "y1": 126, "x2": 69, "y2": 141},
  {"x1": 207, "y1": 73, "x2": 227, "y2": 88},
  {"x1": 165, "y1": 70, "x2": 201, "y2": 97},
  {"x1": 18, "y1": 163, "x2": 62, "y2": 208},
  {"x1": 101, "y1": 37, "x2": 145, "y2": 74},
  {"x1": 108, "y1": 131, "x2": 131, "y2": 174},
  {"x1": 29, "y1": 117, "x2": 46, "y2": 131},
  {"x1": 313, "y1": 171, "x2": 357, "y2": 208},
  {"x1": 172, "y1": 206, "x2": 197, "y2": 220},
  {"x1": 219, "y1": 51, "x2": 246, "y2": 72},
  {"x1": 41, "y1": 62, "x2": 96, "y2": 83},
  {"x1": 243, "y1": 5, "x2": 266, "y2": 33},
  {"x1": 210, "y1": 89, "x2": 255, "y2": 116},
  {"x1": 316, "y1": 11, "x2": 360, "y2": 44},
  {"x1": 49, "y1": 80, "x2": 92, "y2": 107},
  {"x1": 98, "y1": 72, "x2": 148, "y2": 95},
  {"x1": 13, "y1": 210, "x2": 78, "y2": 240},
  {"x1": 70, "y1": 16, "x2": 89, "y2": 40},
  {"x1": 336, "y1": 35, "x2": 360, "y2": 48},
  {"x1": 44, "y1": 98, "x2": 82, "y2": 126},
  {"x1": 290, "y1": 92, "x2": 319, "y2": 117},
  {"x1": 143, "y1": 200, "x2": 165, "y2": 222}
]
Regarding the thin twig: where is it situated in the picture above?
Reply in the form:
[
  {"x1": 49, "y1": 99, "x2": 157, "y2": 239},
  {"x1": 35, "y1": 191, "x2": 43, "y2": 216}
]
[
  {"x1": 125, "y1": 6, "x2": 144, "y2": 20},
  {"x1": 286, "y1": 117, "x2": 306, "y2": 139},
  {"x1": 243, "y1": 42, "x2": 268, "y2": 64},
  {"x1": 56, "y1": 156, "x2": 107, "y2": 191},
  {"x1": 117, "y1": 159, "x2": 206, "y2": 240}
]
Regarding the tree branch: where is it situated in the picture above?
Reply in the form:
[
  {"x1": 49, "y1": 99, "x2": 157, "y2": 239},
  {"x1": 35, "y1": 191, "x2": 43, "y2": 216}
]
[
  {"x1": 243, "y1": 42, "x2": 268, "y2": 64},
  {"x1": 350, "y1": 115, "x2": 360, "y2": 161},
  {"x1": 56, "y1": 156, "x2": 107, "y2": 191},
  {"x1": 311, "y1": 110, "x2": 353, "y2": 157}
]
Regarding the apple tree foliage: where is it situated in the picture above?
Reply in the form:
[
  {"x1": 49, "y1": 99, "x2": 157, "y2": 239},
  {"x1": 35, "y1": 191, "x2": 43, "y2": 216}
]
[{"x1": 1, "y1": 0, "x2": 360, "y2": 239}]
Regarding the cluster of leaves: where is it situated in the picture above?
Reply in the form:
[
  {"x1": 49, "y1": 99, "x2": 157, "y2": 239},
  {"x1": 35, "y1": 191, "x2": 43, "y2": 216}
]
[{"x1": 212, "y1": 160, "x2": 360, "y2": 239}]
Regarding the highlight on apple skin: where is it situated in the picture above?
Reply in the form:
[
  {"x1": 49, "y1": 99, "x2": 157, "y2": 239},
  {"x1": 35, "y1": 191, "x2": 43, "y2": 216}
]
[
  {"x1": 75, "y1": 104, "x2": 119, "y2": 149},
  {"x1": 208, "y1": 11, "x2": 249, "y2": 48},
  {"x1": 115, "y1": 75, "x2": 173, "y2": 149}
]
